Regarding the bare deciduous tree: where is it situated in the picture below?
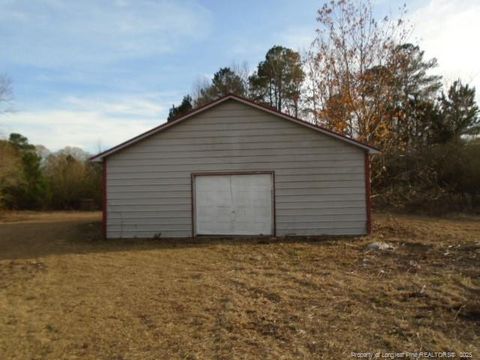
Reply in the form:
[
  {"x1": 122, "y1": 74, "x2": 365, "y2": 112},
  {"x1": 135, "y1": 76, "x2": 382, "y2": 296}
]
[{"x1": 305, "y1": 0, "x2": 408, "y2": 145}]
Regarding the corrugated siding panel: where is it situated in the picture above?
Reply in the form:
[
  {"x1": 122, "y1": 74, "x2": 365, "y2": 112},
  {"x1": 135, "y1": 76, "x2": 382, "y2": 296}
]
[{"x1": 106, "y1": 100, "x2": 367, "y2": 238}]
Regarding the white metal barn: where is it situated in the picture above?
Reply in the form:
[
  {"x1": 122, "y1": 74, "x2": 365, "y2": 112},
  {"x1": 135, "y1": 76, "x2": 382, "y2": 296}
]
[{"x1": 91, "y1": 94, "x2": 379, "y2": 239}]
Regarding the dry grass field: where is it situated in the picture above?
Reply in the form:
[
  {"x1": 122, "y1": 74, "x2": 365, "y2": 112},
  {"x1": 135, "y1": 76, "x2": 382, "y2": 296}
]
[{"x1": 0, "y1": 211, "x2": 479, "y2": 359}]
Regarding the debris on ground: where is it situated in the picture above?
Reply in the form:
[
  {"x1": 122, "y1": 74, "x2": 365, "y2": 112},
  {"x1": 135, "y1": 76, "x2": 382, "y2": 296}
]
[{"x1": 366, "y1": 241, "x2": 396, "y2": 251}]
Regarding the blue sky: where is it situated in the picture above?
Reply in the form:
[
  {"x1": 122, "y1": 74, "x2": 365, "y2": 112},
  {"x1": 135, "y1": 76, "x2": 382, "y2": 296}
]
[{"x1": 1, "y1": 0, "x2": 479, "y2": 153}]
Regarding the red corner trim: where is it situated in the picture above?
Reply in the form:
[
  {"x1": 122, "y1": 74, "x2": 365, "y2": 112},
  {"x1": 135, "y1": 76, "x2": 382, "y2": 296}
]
[{"x1": 365, "y1": 152, "x2": 372, "y2": 235}]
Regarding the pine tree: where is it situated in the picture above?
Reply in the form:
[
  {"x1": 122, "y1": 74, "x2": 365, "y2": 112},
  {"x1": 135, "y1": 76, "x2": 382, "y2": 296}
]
[
  {"x1": 194, "y1": 67, "x2": 246, "y2": 106},
  {"x1": 249, "y1": 46, "x2": 304, "y2": 117},
  {"x1": 431, "y1": 80, "x2": 480, "y2": 143},
  {"x1": 167, "y1": 95, "x2": 193, "y2": 122}
]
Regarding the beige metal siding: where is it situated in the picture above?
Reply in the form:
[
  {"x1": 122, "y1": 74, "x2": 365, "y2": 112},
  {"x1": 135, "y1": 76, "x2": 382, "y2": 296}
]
[{"x1": 106, "y1": 100, "x2": 367, "y2": 238}]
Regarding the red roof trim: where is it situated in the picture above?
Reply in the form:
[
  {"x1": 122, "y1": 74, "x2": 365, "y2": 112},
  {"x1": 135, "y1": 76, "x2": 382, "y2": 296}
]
[{"x1": 90, "y1": 94, "x2": 379, "y2": 161}]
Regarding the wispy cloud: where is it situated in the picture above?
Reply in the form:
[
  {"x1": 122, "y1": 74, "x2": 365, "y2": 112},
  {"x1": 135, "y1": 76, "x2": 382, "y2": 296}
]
[
  {"x1": 63, "y1": 93, "x2": 171, "y2": 119},
  {"x1": 0, "y1": 0, "x2": 212, "y2": 68},
  {"x1": 0, "y1": 92, "x2": 179, "y2": 152},
  {"x1": 410, "y1": 0, "x2": 480, "y2": 97},
  {"x1": 1, "y1": 108, "x2": 156, "y2": 153},
  {"x1": 277, "y1": 26, "x2": 314, "y2": 53},
  {"x1": 5, "y1": 0, "x2": 478, "y2": 155},
  {"x1": 0, "y1": 0, "x2": 211, "y2": 152}
]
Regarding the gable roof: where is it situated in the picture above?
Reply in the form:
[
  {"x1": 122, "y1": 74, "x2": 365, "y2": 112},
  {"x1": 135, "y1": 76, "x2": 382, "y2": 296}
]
[{"x1": 90, "y1": 94, "x2": 380, "y2": 161}]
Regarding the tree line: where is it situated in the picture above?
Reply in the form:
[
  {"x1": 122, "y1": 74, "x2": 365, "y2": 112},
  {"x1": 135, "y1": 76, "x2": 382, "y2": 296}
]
[
  {"x1": 167, "y1": 0, "x2": 480, "y2": 213},
  {"x1": 1, "y1": 0, "x2": 479, "y2": 212},
  {"x1": 0, "y1": 133, "x2": 101, "y2": 210}
]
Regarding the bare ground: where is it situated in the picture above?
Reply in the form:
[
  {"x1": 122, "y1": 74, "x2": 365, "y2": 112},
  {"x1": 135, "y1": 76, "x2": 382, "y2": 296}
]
[{"x1": 0, "y1": 211, "x2": 478, "y2": 359}]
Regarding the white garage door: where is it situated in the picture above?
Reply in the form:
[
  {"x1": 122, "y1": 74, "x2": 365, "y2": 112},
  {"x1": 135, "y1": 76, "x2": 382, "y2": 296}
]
[{"x1": 194, "y1": 174, "x2": 273, "y2": 235}]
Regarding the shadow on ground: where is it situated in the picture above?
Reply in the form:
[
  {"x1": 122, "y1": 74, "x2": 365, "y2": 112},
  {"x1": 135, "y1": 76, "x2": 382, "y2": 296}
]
[{"x1": 0, "y1": 217, "x2": 349, "y2": 261}]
